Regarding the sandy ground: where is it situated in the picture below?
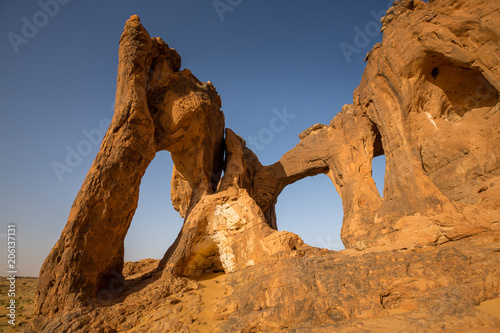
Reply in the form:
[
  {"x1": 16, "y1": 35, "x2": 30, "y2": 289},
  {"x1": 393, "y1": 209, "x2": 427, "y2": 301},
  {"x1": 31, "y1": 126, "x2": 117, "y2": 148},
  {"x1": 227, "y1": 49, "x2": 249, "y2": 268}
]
[
  {"x1": 477, "y1": 297, "x2": 500, "y2": 321},
  {"x1": 175, "y1": 272, "x2": 227, "y2": 333},
  {"x1": 130, "y1": 271, "x2": 228, "y2": 332},
  {"x1": 0, "y1": 277, "x2": 37, "y2": 333},
  {"x1": 387, "y1": 309, "x2": 411, "y2": 315}
]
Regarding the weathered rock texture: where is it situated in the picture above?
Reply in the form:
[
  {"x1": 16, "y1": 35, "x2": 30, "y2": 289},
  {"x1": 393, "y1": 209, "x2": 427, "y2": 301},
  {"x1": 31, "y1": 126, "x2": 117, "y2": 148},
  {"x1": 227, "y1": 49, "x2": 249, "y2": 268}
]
[{"x1": 28, "y1": 0, "x2": 500, "y2": 332}]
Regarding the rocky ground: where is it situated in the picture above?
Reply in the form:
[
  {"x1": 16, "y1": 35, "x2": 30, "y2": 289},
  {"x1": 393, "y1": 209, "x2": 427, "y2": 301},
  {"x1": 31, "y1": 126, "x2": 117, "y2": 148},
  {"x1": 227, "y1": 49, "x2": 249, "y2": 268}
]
[
  {"x1": 215, "y1": 232, "x2": 500, "y2": 332},
  {"x1": 24, "y1": 230, "x2": 500, "y2": 332}
]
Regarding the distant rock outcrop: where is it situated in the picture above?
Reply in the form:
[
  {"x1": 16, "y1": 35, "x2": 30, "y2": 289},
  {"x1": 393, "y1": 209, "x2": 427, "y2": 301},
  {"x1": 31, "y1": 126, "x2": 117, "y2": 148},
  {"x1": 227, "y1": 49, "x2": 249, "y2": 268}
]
[{"x1": 28, "y1": 1, "x2": 500, "y2": 331}]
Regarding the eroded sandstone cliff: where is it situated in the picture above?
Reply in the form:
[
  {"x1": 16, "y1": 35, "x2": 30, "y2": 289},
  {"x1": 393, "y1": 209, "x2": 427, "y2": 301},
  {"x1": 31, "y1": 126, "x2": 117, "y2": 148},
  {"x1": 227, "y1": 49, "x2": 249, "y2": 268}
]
[{"x1": 27, "y1": 0, "x2": 500, "y2": 331}]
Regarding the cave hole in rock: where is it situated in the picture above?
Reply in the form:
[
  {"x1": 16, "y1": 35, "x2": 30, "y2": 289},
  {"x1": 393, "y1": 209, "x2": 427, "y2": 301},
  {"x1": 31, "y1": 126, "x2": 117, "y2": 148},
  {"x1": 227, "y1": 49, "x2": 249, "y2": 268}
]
[
  {"x1": 182, "y1": 235, "x2": 225, "y2": 277},
  {"x1": 124, "y1": 151, "x2": 184, "y2": 269},
  {"x1": 275, "y1": 173, "x2": 345, "y2": 251},
  {"x1": 424, "y1": 52, "x2": 499, "y2": 121}
]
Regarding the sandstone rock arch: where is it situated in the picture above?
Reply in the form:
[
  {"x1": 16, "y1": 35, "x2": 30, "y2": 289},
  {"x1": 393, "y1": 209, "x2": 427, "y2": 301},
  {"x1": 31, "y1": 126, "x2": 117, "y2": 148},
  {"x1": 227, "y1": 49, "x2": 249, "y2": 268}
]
[
  {"x1": 35, "y1": 15, "x2": 227, "y2": 314},
  {"x1": 248, "y1": 0, "x2": 500, "y2": 249},
  {"x1": 251, "y1": 106, "x2": 385, "y2": 248},
  {"x1": 32, "y1": 1, "x2": 500, "y2": 330},
  {"x1": 35, "y1": 16, "x2": 302, "y2": 316}
]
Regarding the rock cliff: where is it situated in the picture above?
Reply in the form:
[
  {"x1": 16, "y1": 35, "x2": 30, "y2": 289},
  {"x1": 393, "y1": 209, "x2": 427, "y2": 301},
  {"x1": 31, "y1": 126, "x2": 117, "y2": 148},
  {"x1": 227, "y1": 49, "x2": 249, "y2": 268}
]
[{"x1": 27, "y1": 1, "x2": 500, "y2": 332}]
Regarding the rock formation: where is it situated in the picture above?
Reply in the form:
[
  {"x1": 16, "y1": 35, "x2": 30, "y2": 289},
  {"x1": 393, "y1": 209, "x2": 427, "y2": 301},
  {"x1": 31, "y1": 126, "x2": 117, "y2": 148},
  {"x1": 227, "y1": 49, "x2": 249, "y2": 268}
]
[
  {"x1": 34, "y1": 15, "x2": 226, "y2": 316},
  {"x1": 252, "y1": 0, "x2": 500, "y2": 249},
  {"x1": 28, "y1": 0, "x2": 500, "y2": 331},
  {"x1": 31, "y1": 13, "x2": 300, "y2": 323}
]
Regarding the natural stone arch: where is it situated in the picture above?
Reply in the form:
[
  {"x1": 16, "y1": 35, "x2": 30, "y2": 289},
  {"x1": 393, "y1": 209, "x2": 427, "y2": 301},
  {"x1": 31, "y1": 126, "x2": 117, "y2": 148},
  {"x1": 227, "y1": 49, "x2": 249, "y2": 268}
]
[
  {"x1": 35, "y1": 17, "x2": 302, "y2": 315},
  {"x1": 28, "y1": 2, "x2": 500, "y2": 331},
  {"x1": 36, "y1": 16, "x2": 225, "y2": 315},
  {"x1": 251, "y1": 106, "x2": 384, "y2": 248}
]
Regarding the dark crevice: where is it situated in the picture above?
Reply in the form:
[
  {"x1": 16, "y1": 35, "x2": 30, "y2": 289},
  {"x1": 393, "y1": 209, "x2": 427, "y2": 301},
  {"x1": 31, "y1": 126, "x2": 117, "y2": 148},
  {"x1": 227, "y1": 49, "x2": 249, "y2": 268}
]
[
  {"x1": 431, "y1": 67, "x2": 439, "y2": 79},
  {"x1": 370, "y1": 120, "x2": 385, "y2": 158}
]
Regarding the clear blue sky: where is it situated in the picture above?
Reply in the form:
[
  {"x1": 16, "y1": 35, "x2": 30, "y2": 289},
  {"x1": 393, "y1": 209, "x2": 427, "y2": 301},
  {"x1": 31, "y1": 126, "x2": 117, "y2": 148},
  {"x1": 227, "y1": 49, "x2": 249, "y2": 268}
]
[{"x1": 0, "y1": 0, "x2": 390, "y2": 277}]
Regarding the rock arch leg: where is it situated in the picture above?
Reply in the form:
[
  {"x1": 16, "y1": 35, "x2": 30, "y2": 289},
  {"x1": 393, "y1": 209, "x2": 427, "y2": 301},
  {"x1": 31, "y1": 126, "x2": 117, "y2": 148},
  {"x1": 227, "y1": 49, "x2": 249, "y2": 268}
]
[{"x1": 36, "y1": 16, "x2": 158, "y2": 315}]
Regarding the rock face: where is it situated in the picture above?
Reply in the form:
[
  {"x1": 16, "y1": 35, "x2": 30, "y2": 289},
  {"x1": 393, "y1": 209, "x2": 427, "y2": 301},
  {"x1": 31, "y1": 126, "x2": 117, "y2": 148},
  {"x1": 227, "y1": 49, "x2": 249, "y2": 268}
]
[
  {"x1": 28, "y1": 1, "x2": 500, "y2": 332},
  {"x1": 216, "y1": 234, "x2": 500, "y2": 332}
]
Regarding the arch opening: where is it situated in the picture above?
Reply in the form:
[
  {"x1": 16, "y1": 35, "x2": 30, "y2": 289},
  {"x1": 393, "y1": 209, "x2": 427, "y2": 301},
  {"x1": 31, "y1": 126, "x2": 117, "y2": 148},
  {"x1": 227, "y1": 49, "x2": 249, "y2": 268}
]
[
  {"x1": 372, "y1": 155, "x2": 386, "y2": 198},
  {"x1": 371, "y1": 125, "x2": 386, "y2": 197},
  {"x1": 124, "y1": 151, "x2": 184, "y2": 269},
  {"x1": 275, "y1": 173, "x2": 345, "y2": 251}
]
